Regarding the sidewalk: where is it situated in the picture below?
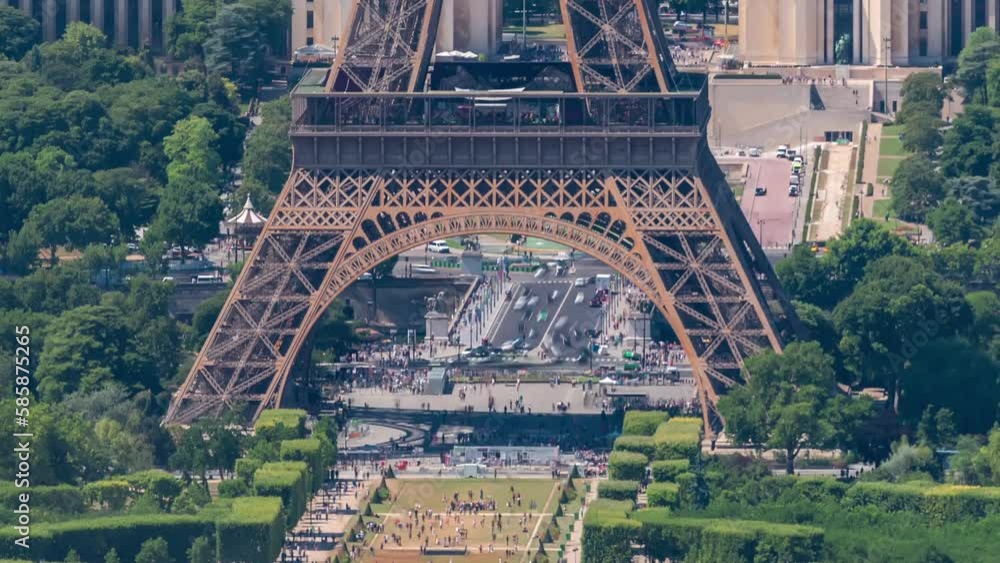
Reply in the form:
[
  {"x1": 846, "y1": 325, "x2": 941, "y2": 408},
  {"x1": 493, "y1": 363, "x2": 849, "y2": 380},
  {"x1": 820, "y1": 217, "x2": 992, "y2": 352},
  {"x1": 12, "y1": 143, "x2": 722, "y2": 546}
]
[
  {"x1": 283, "y1": 476, "x2": 379, "y2": 562},
  {"x1": 562, "y1": 478, "x2": 597, "y2": 563}
]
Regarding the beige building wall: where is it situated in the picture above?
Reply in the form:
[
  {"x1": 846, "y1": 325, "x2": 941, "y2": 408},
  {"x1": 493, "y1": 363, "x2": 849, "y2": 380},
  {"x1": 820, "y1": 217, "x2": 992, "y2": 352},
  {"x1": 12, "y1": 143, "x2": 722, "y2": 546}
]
[
  {"x1": 292, "y1": 0, "x2": 502, "y2": 55},
  {"x1": 740, "y1": 0, "x2": 1000, "y2": 66}
]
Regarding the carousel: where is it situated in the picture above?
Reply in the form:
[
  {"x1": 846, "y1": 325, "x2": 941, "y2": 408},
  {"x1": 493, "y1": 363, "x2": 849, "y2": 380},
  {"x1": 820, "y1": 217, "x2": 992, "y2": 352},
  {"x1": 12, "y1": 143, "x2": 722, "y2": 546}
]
[{"x1": 225, "y1": 195, "x2": 266, "y2": 263}]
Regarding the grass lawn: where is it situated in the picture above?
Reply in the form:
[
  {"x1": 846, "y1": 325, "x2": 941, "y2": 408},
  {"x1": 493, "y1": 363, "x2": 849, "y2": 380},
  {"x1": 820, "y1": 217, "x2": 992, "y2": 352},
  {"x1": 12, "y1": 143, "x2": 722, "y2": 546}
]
[
  {"x1": 882, "y1": 125, "x2": 904, "y2": 137},
  {"x1": 358, "y1": 479, "x2": 560, "y2": 562},
  {"x1": 872, "y1": 199, "x2": 893, "y2": 221},
  {"x1": 879, "y1": 137, "x2": 908, "y2": 157},
  {"x1": 877, "y1": 157, "x2": 904, "y2": 178},
  {"x1": 503, "y1": 24, "x2": 566, "y2": 40},
  {"x1": 386, "y1": 479, "x2": 558, "y2": 514}
]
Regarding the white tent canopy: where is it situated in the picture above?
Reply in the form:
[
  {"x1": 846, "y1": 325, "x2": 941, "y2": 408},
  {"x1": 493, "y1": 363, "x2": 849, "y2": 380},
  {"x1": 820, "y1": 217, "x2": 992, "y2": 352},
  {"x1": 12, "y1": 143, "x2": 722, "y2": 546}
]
[
  {"x1": 226, "y1": 196, "x2": 266, "y2": 227},
  {"x1": 599, "y1": 377, "x2": 617, "y2": 385}
]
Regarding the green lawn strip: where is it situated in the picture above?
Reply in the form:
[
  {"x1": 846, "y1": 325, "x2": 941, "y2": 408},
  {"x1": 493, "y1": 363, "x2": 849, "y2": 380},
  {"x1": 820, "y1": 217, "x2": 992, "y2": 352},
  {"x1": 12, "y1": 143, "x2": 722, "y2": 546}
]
[
  {"x1": 878, "y1": 137, "x2": 908, "y2": 157},
  {"x1": 502, "y1": 24, "x2": 566, "y2": 39},
  {"x1": 877, "y1": 157, "x2": 904, "y2": 178}
]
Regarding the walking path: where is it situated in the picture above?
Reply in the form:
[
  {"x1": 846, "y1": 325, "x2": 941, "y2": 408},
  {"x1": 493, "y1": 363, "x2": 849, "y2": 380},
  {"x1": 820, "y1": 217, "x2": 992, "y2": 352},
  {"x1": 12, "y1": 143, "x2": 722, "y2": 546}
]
[
  {"x1": 859, "y1": 123, "x2": 885, "y2": 219},
  {"x1": 562, "y1": 478, "x2": 598, "y2": 563},
  {"x1": 281, "y1": 476, "x2": 379, "y2": 563},
  {"x1": 811, "y1": 145, "x2": 854, "y2": 241}
]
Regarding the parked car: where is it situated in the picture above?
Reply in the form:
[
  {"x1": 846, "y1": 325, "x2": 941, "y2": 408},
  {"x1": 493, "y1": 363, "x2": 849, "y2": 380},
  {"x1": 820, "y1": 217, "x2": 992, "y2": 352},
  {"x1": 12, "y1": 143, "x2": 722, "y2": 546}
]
[{"x1": 755, "y1": 186, "x2": 767, "y2": 196}]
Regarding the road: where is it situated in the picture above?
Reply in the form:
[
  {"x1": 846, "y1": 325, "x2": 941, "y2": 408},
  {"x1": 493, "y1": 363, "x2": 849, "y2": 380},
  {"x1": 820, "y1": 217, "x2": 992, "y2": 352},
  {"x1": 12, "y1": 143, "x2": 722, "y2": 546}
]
[{"x1": 739, "y1": 157, "x2": 802, "y2": 249}]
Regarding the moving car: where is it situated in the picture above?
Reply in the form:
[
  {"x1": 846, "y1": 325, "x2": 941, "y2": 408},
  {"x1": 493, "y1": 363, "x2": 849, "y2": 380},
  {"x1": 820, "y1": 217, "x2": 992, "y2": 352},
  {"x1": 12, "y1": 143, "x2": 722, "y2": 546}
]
[
  {"x1": 427, "y1": 240, "x2": 450, "y2": 253},
  {"x1": 776, "y1": 145, "x2": 789, "y2": 159},
  {"x1": 755, "y1": 186, "x2": 768, "y2": 196},
  {"x1": 574, "y1": 276, "x2": 592, "y2": 287}
]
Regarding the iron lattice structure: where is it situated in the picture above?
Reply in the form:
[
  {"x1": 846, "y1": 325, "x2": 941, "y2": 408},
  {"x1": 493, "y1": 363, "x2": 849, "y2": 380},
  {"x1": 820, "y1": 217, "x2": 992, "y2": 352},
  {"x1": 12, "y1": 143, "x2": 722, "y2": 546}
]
[{"x1": 165, "y1": 0, "x2": 799, "y2": 430}]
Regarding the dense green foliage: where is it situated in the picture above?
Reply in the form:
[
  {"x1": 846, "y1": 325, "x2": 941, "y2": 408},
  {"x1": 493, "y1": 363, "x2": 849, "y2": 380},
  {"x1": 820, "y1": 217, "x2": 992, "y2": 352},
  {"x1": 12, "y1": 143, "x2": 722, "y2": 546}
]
[
  {"x1": 597, "y1": 480, "x2": 640, "y2": 501},
  {"x1": 645, "y1": 483, "x2": 681, "y2": 508},
  {"x1": 650, "y1": 459, "x2": 690, "y2": 483},
  {"x1": 621, "y1": 410, "x2": 669, "y2": 436},
  {"x1": 608, "y1": 451, "x2": 648, "y2": 481},
  {"x1": 581, "y1": 499, "x2": 638, "y2": 563},
  {"x1": 612, "y1": 435, "x2": 656, "y2": 457},
  {"x1": 652, "y1": 418, "x2": 702, "y2": 461},
  {"x1": 252, "y1": 461, "x2": 310, "y2": 528}
]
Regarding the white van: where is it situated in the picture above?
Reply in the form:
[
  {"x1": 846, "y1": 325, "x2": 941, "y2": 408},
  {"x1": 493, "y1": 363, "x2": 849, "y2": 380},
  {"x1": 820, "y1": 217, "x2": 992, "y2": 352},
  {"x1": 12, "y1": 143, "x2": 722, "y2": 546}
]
[
  {"x1": 776, "y1": 145, "x2": 789, "y2": 159},
  {"x1": 427, "y1": 240, "x2": 450, "y2": 253},
  {"x1": 193, "y1": 274, "x2": 223, "y2": 284}
]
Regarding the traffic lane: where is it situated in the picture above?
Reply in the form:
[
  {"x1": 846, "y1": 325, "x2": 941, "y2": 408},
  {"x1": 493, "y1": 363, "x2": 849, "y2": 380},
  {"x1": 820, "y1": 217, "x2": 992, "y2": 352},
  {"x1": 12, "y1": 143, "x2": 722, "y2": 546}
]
[
  {"x1": 741, "y1": 158, "x2": 799, "y2": 249},
  {"x1": 544, "y1": 287, "x2": 606, "y2": 359},
  {"x1": 519, "y1": 281, "x2": 573, "y2": 350},
  {"x1": 489, "y1": 281, "x2": 572, "y2": 349}
]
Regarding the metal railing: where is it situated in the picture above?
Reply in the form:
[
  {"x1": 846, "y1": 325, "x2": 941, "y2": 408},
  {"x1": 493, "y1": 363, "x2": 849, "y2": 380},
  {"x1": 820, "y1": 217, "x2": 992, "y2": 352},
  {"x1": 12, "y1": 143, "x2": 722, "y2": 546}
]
[{"x1": 291, "y1": 89, "x2": 709, "y2": 135}]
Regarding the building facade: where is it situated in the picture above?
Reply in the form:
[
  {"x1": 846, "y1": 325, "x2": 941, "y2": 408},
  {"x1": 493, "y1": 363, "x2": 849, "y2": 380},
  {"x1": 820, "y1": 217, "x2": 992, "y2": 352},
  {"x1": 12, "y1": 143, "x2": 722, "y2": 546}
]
[
  {"x1": 291, "y1": 0, "x2": 503, "y2": 55},
  {"x1": 1, "y1": 0, "x2": 178, "y2": 53},
  {"x1": 740, "y1": 0, "x2": 1000, "y2": 66}
]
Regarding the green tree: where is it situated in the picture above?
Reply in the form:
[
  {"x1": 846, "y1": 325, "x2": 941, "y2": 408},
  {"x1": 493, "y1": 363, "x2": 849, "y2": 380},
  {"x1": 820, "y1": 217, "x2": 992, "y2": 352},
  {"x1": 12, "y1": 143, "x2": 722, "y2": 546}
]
[
  {"x1": 945, "y1": 176, "x2": 1000, "y2": 226},
  {"x1": 163, "y1": 115, "x2": 222, "y2": 187},
  {"x1": 239, "y1": 96, "x2": 292, "y2": 208},
  {"x1": 834, "y1": 256, "x2": 972, "y2": 412},
  {"x1": 23, "y1": 196, "x2": 120, "y2": 265},
  {"x1": 927, "y1": 198, "x2": 983, "y2": 245},
  {"x1": 825, "y1": 219, "x2": 914, "y2": 300},
  {"x1": 3, "y1": 225, "x2": 41, "y2": 274},
  {"x1": 65, "y1": 549, "x2": 82, "y2": 562},
  {"x1": 136, "y1": 537, "x2": 173, "y2": 563},
  {"x1": 941, "y1": 105, "x2": 996, "y2": 178},
  {"x1": 890, "y1": 155, "x2": 945, "y2": 221},
  {"x1": 0, "y1": 6, "x2": 41, "y2": 60},
  {"x1": 167, "y1": 0, "x2": 219, "y2": 59},
  {"x1": 718, "y1": 341, "x2": 855, "y2": 474},
  {"x1": 148, "y1": 176, "x2": 222, "y2": 261},
  {"x1": 91, "y1": 168, "x2": 161, "y2": 235},
  {"x1": 776, "y1": 245, "x2": 836, "y2": 307},
  {"x1": 188, "y1": 536, "x2": 213, "y2": 563},
  {"x1": 34, "y1": 305, "x2": 129, "y2": 400},
  {"x1": 900, "y1": 72, "x2": 945, "y2": 113},
  {"x1": 956, "y1": 27, "x2": 1000, "y2": 104},
  {"x1": 901, "y1": 114, "x2": 943, "y2": 155},
  {"x1": 966, "y1": 290, "x2": 1000, "y2": 361},
  {"x1": 104, "y1": 548, "x2": 121, "y2": 563},
  {"x1": 899, "y1": 338, "x2": 999, "y2": 434},
  {"x1": 204, "y1": 4, "x2": 269, "y2": 90}
]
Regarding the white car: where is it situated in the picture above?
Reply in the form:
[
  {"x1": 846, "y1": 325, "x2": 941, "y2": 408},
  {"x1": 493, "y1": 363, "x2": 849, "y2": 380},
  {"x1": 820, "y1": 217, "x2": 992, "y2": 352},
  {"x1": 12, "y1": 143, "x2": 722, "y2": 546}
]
[
  {"x1": 427, "y1": 240, "x2": 450, "y2": 253},
  {"x1": 749, "y1": 147, "x2": 761, "y2": 157},
  {"x1": 776, "y1": 145, "x2": 789, "y2": 159},
  {"x1": 514, "y1": 296, "x2": 528, "y2": 311},
  {"x1": 574, "y1": 292, "x2": 585, "y2": 304},
  {"x1": 527, "y1": 296, "x2": 540, "y2": 308},
  {"x1": 789, "y1": 174, "x2": 800, "y2": 186},
  {"x1": 574, "y1": 276, "x2": 592, "y2": 287}
]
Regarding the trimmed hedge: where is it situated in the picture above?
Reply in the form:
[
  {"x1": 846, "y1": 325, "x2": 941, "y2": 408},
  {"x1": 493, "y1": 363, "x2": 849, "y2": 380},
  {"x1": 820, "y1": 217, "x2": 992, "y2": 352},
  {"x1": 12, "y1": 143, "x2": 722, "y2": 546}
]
[
  {"x1": 634, "y1": 509, "x2": 824, "y2": 563},
  {"x1": 0, "y1": 514, "x2": 209, "y2": 562},
  {"x1": 582, "y1": 499, "x2": 638, "y2": 563},
  {"x1": 598, "y1": 480, "x2": 640, "y2": 501},
  {"x1": 254, "y1": 408, "x2": 307, "y2": 442},
  {"x1": 235, "y1": 457, "x2": 264, "y2": 482},
  {"x1": 652, "y1": 418, "x2": 702, "y2": 461},
  {"x1": 280, "y1": 438, "x2": 325, "y2": 492},
  {"x1": 622, "y1": 411, "x2": 669, "y2": 436},
  {"x1": 650, "y1": 459, "x2": 690, "y2": 483},
  {"x1": 253, "y1": 461, "x2": 309, "y2": 528},
  {"x1": 613, "y1": 435, "x2": 656, "y2": 457},
  {"x1": 608, "y1": 451, "x2": 648, "y2": 482},
  {"x1": 646, "y1": 482, "x2": 680, "y2": 509},
  {"x1": 845, "y1": 482, "x2": 1000, "y2": 523},
  {"x1": 0, "y1": 496, "x2": 285, "y2": 563},
  {"x1": 0, "y1": 484, "x2": 85, "y2": 521},
  {"x1": 215, "y1": 497, "x2": 285, "y2": 563}
]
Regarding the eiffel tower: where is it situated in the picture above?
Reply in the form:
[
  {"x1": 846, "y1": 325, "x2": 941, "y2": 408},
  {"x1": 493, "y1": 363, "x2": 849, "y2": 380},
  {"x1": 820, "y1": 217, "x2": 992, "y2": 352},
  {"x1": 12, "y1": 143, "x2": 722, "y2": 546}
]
[{"x1": 165, "y1": 0, "x2": 800, "y2": 431}]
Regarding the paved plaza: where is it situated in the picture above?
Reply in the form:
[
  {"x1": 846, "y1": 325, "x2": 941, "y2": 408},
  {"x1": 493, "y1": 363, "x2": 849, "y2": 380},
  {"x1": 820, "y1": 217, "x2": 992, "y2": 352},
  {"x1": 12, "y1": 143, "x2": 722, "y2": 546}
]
[{"x1": 344, "y1": 380, "x2": 697, "y2": 414}]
